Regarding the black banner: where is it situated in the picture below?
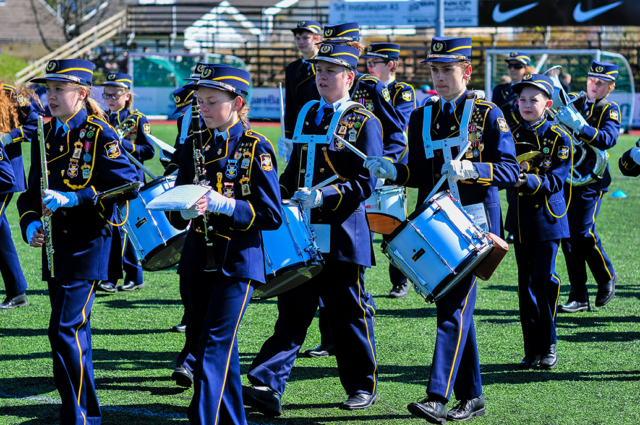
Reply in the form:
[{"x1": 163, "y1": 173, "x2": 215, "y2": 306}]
[{"x1": 479, "y1": 1, "x2": 639, "y2": 26}]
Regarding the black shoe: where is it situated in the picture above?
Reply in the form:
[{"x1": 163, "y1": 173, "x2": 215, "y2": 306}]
[
  {"x1": 519, "y1": 354, "x2": 540, "y2": 369},
  {"x1": 304, "y1": 344, "x2": 335, "y2": 358},
  {"x1": 0, "y1": 292, "x2": 28, "y2": 310},
  {"x1": 242, "y1": 385, "x2": 282, "y2": 416},
  {"x1": 96, "y1": 282, "x2": 117, "y2": 293},
  {"x1": 119, "y1": 281, "x2": 145, "y2": 292},
  {"x1": 447, "y1": 394, "x2": 485, "y2": 421},
  {"x1": 539, "y1": 344, "x2": 558, "y2": 369},
  {"x1": 506, "y1": 233, "x2": 515, "y2": 244},
  {"x1": 407, "y1": 397, "x2": 448, "y2": 424},
  {"x1": 171, "y1": 323, "x2": 186, "y2": 333},
  {"x1": 389, "y1": 282, "x2": 410, "y2": 298},
  {"x1": 557, "y1": 300, "x2": 590, "y2": 313},
  {"x1": 341, "y1": 392, "x2": 379, "y2": 410},
  {"x1": 596, "y1": 272, "x2": 618, "y2": 307},
  {"x1": 171, "y1": 365, "x2": 193, "y2": 387}
]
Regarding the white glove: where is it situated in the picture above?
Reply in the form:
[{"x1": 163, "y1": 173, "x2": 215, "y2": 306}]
[
  {"x1": 292, "y1": 187, "x2": 323, "y2": 209},
  {"x1": 27, "y1": 221, "x2": 42, "y2": 245},
  {"x1": 630, "y1": 147, "x2": 640, "y2": 165},
  {"x1": 205, "y1": 190, "x2": 236, "y2": 216},
  {"x1": 0, "y1": 133, "x2": 12, "y2": 145},
  {"x1": 181, "y1": 205, "x2": 201, "y2": 220},
  {"x1": 557, "y1": 107, "x2": 585, "y2": 133},
  {"x1": 278, "y1": 137, "x2": 293, "y2": 163},
  {"x1": 42, "y1": 189, "x2": 79, "y2": 212},
  {"x1": 442, "y1": 160, "x2": 479, "y2": 182},
  {"x1": 363, "y1": 157, "x2": 397, "y2": 181}
]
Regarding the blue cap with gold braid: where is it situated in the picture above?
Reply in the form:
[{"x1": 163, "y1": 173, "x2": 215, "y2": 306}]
[
  {"x1": 422, "y1": 37, "x2": 472, "y2": 63},
  {"x1": 172, "y1": 85, "x2": 195, "y2": 115},
  {"x1": 587, "y1": 60, "x2": 618, "y2": 82},
  {"x1": 31, "y1": 59, "x2": 94, "y2": 86},
  {"x1": 505, "y1": 52, "x2": 532, "y2": 66},
  {"x1": 363, "y1": 43, "x2": 401, "y2": 61},
  {"x1": 322, "y1": 22, "x2": 360, "y2": 43},
  {"x1": 185, "y1": 65, "x2": 250, "y2": 98},
  {"x1": 101, "y1": 72, "x2": 133, "y2": 89},
  {"x1": 185, "y1": 62, "x2": 212, "y2": 81},
  {"x1": 512, "y1": 74, "x2": 555, "y2": 98},
  {"x1": 292, "y1": 20, "x2": 322, "y2": 34},
  {"x1": 309, "y1": 44, "x2": 360, "y2": 70}
]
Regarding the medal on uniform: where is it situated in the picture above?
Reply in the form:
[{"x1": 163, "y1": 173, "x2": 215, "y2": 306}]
[
  {"x1": 80, "y1": 130, "x2": 86, "y2": 138},
  {"x1": 67, "y1": 159, "x2": 79, "y2": 178},
  {"x1": 479, "y1": 143, "x2": 484, "y2": 152},
  {"x1": 543, "y1": 147, "x2": 550, "y2": 154},
  {"x1": 204, "y1": 145, "x2": 211, "y2": 152},
  {"x1": 473, "y1": 150, "x2": 480, "y2": 158},
  {"x1": 216, "y1": 148, "x2": 222, "y2": 155},
  {"x1": 59, "y1": 145, "x2": 64, "y2": 152},
  {"x1": 349, "y1": 132, "x2": 357, "y2": 142},
  {"x1": 544, "y1": 159, "x2": 552, "y2": 168},
  {"x1": 354, "y1": 121, "x2": 361, "y2": 129},
  {"x1": 87, "y1": 131, "x2": 94, "y2": 138},
  {"x1": 234, "y1": 151, "x2": 242, "y2": 160},
  {"x1": 241, "y1": 152, "x2": 251, "y2": 169},
  {"x1": 72, "y1": 142, "x2": 82, "y2": 159},
  {"x1": 223, "y1": 182, "x2": 234, "y2": 198},
  {"x1": 46, "y1": 143, "x2": 50, "y2": 150},
  {"x1": 81, "y1": 164, "x2": 91, "y2": 179},
  {"x1": 338, "y1": 125, "x2": 347, "y2": 135},
  {"x1": 240, "y1": 176, "x2": 251, "y2": 196},
  {"x1": 465, "y1": 149, "x2": 473, "y2": 159},
  {"x1": 226, "y1": 159, "x2": 238, "y2": 179}
]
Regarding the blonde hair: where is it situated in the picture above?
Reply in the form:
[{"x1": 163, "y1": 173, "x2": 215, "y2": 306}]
[
  {"x1": 346, "y1": 41, "x2": 365, "y2": 52},
  {"x1": 223, "y1": 91, "x2": 250, "y2": 129},
  {"x1": 525, "y1": 65, "x2": 535, "y2": 74},
  {"x1": 69, "y1": 83, "x2": 107, "y2": 121},
  {"x1": 607, "y1": 81, "x2": 616, "y2": 95}
]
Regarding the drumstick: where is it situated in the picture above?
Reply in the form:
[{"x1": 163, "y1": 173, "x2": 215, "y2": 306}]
[
  {"x1": 279, "y1": 83, "x2": 285, "y2": 140},
  {"x1": 310, "y1": 174, "x2": 339, "y2": 191},
  {"x1": 423, "y1": 140, "x2": 472, "y2": 202},
  {"x1": 333, "y1": 134, "x2": 368, "y2": 160}
]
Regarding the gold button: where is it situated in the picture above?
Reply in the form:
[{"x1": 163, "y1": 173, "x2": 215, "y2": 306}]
[
  {"x1": 436, "y1": 151, "x2": 441, "y2": 156},
  {"x1": 300, "y1": 169, "x2": 305, "y2": 173},
  {"x1": 320, "y1": 168, "x2": 325, "y2": 173},
  {"x1": 519, "y1": 192, "x2": 523, "y2": 196},
  {"x1": 318, "y1": 218, "x2": 323, "y2": 222},
  {"x1": 435, "y1": 173, "x2": 441, "y2": 178},
  {"x1": 63, "y1": 230, "x2": 67, "y2": 234},
  {"x1": 534, "y1": 205, "x2": 539, "y2": 208},
  {"x1": 302, "y1": 146, "x2": 308, "y2": 151},
  {"x1": 62, "y1": 211, "x2": 67, "y2": 216}
]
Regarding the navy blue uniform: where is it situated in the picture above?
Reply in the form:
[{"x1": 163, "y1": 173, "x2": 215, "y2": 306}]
[
  {"x1": 0, "y1": 139, "x2": 16, "y2": 191},
  {"x1": 168, "y1": 119, "x2": 282, "y2": 425},
  {"x1": 619, "y1": 146, "x2": 640, "y2": 177},
  {"x1": 248, "y1": 103, "x2": 381, "y2": 398},
  {"x1": 392, "y1": 92, "x2": 519, "y2": 401},
  {"x1": 284, "y1": 58, "x2": 319, "y2": 137},
  {"x1": 506, "y1": 119, "x2": 572, "y2": 357},
  {"x1": 1, "y1": 84, "x2": 37, "y2": 300},
  {"x1": 388, "y1": 79, "x2": 416, "y2": 128},
  {"x1": 17, "y1": 109, "x2": 139, "y2": 425},
  {"x1": 561, "y1": 94, "x2": 620, "y2": 303},
  {"x1": 492, "y1": 83, "x2": 517, "y2": 109}
]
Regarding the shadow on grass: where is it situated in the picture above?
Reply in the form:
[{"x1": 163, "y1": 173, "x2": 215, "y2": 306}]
[
  {"x1": 98, "y1": 298, "x2": 183, "y2": 308},
  {"x1": 0, "y1": 404, "x2": 61, "y2": 424},
  {"x1": 557, "y1": 314, "x2": 640, "y2": 329},
  {"x1": 482, "y1": 366, "x2": 640, "y2": 385}
]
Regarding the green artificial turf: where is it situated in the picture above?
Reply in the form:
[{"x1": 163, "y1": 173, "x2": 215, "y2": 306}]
[{"x1": 1, "y1": 126, "x2": 639, "y2": 424}]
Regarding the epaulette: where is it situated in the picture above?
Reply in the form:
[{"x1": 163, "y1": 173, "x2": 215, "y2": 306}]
[
  {"x1": 2, "y1": 84, "x2": 16, "y2": 94},
  {"x1": 353, "y1": 108, "x2": 375, "y2": 119},
  {"x1": 361, "y1": 75, "x2": 382, "y2": 84},
  {"x1": 475, "y1": 99, "x2": 498, "y2": 110},
  {"x1": 132, "y1": 110, "x2": 145, "y2": 117},
  {"x1": 245, "y1": 129, "x2": 269, "y2": 143},
  {"x1": 550, "y1": 125, "x2": 571, "y2": 138},
  {"x1": 395, "y1": 82, "x2": 411, "y2": 90},
  {"x1": 87, "y1": 116, "x2": 109, "y2": 130}
]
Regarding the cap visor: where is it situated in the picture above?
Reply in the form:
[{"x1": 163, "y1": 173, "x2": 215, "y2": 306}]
[
  {"x1": 512, "y1": 81, "x2": 552, "y2": 97},
  {"x1": 421, "y1": 57, "x2": 463, "y2": 63},
  {"x1": 505, "y1": 58, "x2": 528, "y2": 65},
  {"x1": 587, "y1": 73, "x2": 615, "y2": 82},
  {"x1": 101, "y1": 81, "x2": 129, "y2": 88},
  {"x1": 30, "y1": 75, "x2": 91, "y2": 86},
  {"x1": 308, "y1": 56, "x2": 354, "y2": 69}
]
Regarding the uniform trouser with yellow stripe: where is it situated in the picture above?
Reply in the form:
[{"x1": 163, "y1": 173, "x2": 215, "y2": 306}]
[
  {"x1": 186, "y1": 275, "x2": 253, "y2": 425},
  {"x1": 0, "y1": 193, "x2": 28, "y2": 298},
  {"x1": 562, "y1": 187, "x2": 615, "y2": 303},
  {"x1": 248, "y1": 260, "x2": 378, "y2": 397},
  {"x1": 47, "y1": 279, "x2": 100, "y2": 425},
  {"x1": 427, "y1": 274, "x2": 481, "y2": 402},
  {"x1": 515, "y1": 240, "x2": 561, "y2": 357}
]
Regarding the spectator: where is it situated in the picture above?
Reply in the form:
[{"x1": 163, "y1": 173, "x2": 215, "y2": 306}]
[{"x1": 561, "y1": 73, "x2": 572, "y2": 93}]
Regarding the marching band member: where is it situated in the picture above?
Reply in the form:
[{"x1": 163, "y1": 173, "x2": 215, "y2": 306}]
[
  {"x1": 365, "y1": 37, "x2": 519, "y2": 423},
  {"x1": 17, "y1": 59, "x2": 139, "y2": 425},
  {"x1": 363, "y1": 41, "x2": 416, "y2": 298},
  {"x1": 0, "y1": 79, "x2": 38, "y2": 310},
  {"x1": 167, "y1": 64, "x2": 282, "y2": 425},
  {"x1": 556, "y1": 61, "x2": 621, "y2": 313},
  {"x1": 492, "y1": 52, "x2": 533, "y2": 110},
  {"x1": 505, "y1": 74, "x2": 572, "y2": 369},
  {"x1": 97, "y1": 72, "x2": 154, "y2": 294},
  {"x1": 0, "y1": 136, "x2": 15, "y2": 191},
  {"x1": 619, "y1": 142, "x2": 640, "y2": 177},
  {"x1": 244, "y1": 44, "x2": 381, "y2": 414},
  {"x1": 283, "y1": 20, "x2": 322, "y2": 137}
]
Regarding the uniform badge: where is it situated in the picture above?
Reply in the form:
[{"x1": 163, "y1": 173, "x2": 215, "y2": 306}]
[
  {"x1": 610, "y1": 110, "x2": 619, "y2": 121},
  {"x1": 260, "y1": 153, "x2": 273, "y2": 171},
  {"x1": 595, "y1": 65, "x2": 604, "y2": 73},
  {"x1": 543, "y1": 147, "x2": 550, "y2": 154},
  {"x1": 241, "y1": 152, "x2": 251, "y2": 169},
  {"x1": 240, "y1": 176, "x2": 251, "y2": 196},
  {"x1": 544, "y1": 159, "x2": 552, "y2": 168},
  {"x1": 402, "y1": 91, "x2": 412, "y2": 102},
  {"x1": 17, "y1": 94, "x2": 27, "y2": 107},
  {"x1": 349, "y1": 132, "x2": 357, "y2": 142},
  {"x1": 338, "y1": 125, "x2": 347, "y2": 135},
  {"x1": 558, "y1": 145, "x2": 569, "y2": 159},
  {"x1": 105, "y1": 141, "x2": 121, "y2": 159},
  {"x1": 67, "y1": 160, "x2": 79, "y2": 178},
  {"x1": 143, "y1": 123, "x2": 151, "y2": 134},
  {"x1": 365, "y1": 100, "x2": 374, "y2": 111},
  {"x1": 469, "y1": 132, "x2": 477, "y2": 142},
  {"x1": 80, "y1": 130, "x2": 86, "y2": 139},
  {"x1": 473, "y1": 150, "x2": 479, "y2": 158},
  {"x1": 382, "y1": 88, "x2": 390, "y2": 102},
  {"x1": 226, "y1": 159, "x2": 238, "y2": 179},
  {"x1": 223, "y1": 182, "x2": 235, "y2": 198},
  {"x1": 81, "y1": 164, "x2": 91, "y2": 179},
  {"x1": 72, "y1": 142, "x2": 83, "y2": 159},
  {"x1": 465, "y1": 149, "x2": 473, "y2": 159},
  {"x1": 335, "y1": 137, "x2": 345, "y2": 151},
  {"x1": 84, "y1": 153, "x2": 91, "y2": 162},
  {"x1": 87, "y1": 131, "x2": 94, "y2": 138},
  {"x1": 354, "y1": 122, "x2": 361, "y2": 129},
  {"x1": 497, "y1": 117, "x2": 509, "y2": 133},
  {"x1": 234, "y1": 151, "x2": 242, "y2": 160}
]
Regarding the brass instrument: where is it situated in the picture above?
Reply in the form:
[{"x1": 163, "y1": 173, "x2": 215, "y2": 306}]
[
  {"x1": 114, "y1": 110, "x2": 140, "y2": 141},
  {"x1": 191, "y1": 100, "x2": 217, "y2": 272},
  {"x1": 38, "y1": 116, "x2": 55, "y2": 277},
  {"x1": 543, "y1": 66, "x2": 607, "y2": 186}
]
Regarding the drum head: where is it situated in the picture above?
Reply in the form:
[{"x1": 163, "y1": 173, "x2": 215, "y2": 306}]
[
  {"x1": 252, "y1": 262, "x2": 323, "y2": 300},
  {"x1": 140, "y1": 232, "x2": 187, "y2": 271}
]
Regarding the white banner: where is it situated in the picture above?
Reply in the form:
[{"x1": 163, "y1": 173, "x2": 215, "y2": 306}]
[
  {"x1": 329, "y1": 1, "x2": 478, "y2": 27},
  {"x1": 249, "y1": 88, "x2": 282, "y2": 120}
]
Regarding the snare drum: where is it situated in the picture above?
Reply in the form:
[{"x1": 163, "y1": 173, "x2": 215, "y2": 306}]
[
  {"x1": 382, "y1": 191, "x2": 494, "y2": 303},
  {"x1": 254, "y1": 203, "x2": 323, "y2": 300},
  {"x1": 365, "y1": 186, "x2": 407, "y2": 234},
  {"x1": 119, "y1": 175, "x2": 187, "y2": 271}
]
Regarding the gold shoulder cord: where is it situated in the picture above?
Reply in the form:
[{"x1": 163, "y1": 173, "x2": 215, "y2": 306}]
[{"x1": 322, "y1": 146, "x2": 349, "y2": 182}]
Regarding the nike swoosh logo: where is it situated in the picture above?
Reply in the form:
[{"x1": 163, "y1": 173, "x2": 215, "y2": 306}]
[
  {"x1": 573, "y1": 1, "x2": 623, "y2": 22},
  {"x1": 492, "y1": 3, "x2": 539, "y2": 23}
]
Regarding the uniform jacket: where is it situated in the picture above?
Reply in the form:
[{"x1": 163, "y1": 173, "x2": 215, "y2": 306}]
[
  {"x1": 17, "y1": 108, "x2": 139, "y2": 281},
  {"x1": 394, "y1": 91, "x2": 520, "y2": 235},
  {"x1": 168, "y1": 119, "x2": 282, "y2": 283},
  {"x1": 284, "y1": 58, "x2": 319, "y2": 137},
  {"x1": 0, "y1": 140, "x2": 16, "y2": 192},
  {"x1": 505, "y1": 118, "x2": 572, "y2": 243},
  {"x1": 619, "y1": 146, "x2": 640, "y2": 177},
  {"x1": 107, "y1": 108, "x2": 155, "y2": 182},
  {"x1": 1, "y1": 84, "x2": 39, "y2": 194},
  {"x1": 279, "y1": 103, "x2": 382, "y2": 267},
  {"x1": 491, "y1": 83, "x2": 517, "y2": 108},
  {"x1": 568, "y1": 93, "x2": 621, "y2": 191},
  {"x1": 351, "y1": 73, "x2": 405, "y2": 164},
  {"x1": 388, "y1": 79, "x2": 416, "y2": 128}
]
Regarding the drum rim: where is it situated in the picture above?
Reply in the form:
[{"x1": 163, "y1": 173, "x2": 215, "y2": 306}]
[
  {"x1": 140, "y1": 232, "x2": 187, "y2": 271},
  {"x1": 254, "y1": 261, "x2": 324, "y2": 299},
  {"x1": 141, "y1": 175, "x2": 177, "y2": 192}
]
